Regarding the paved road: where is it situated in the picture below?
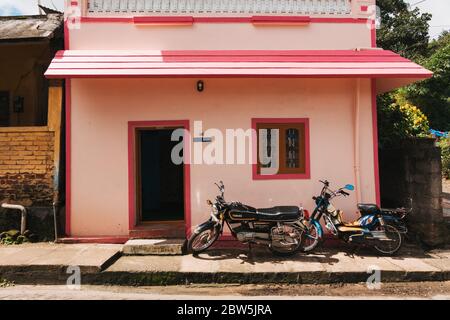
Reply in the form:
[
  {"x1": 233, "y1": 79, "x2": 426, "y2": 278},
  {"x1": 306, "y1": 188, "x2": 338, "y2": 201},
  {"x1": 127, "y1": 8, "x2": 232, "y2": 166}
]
[{"x1": 0, "y1": 282, "x2": 449, "y2": 300}]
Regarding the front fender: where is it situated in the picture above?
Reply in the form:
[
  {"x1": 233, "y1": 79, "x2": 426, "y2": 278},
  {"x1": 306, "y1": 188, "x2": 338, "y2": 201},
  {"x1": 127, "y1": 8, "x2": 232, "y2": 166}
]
[
  {"x1": 311, "y1": 219, "x2": 324, "y2": 239},
  {"x1": 192, "y1": 219, "x2": 221, "y2": 235}
]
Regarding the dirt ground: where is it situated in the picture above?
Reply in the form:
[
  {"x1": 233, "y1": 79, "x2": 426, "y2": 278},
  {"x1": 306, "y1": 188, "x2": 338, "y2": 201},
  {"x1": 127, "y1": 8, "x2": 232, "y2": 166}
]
[
  {"x1": 0, "y1": 282, "x2": 449, "y2": 299},
  {"x1": 234, "y1": 281, "x2": 450, "y2": 298}
]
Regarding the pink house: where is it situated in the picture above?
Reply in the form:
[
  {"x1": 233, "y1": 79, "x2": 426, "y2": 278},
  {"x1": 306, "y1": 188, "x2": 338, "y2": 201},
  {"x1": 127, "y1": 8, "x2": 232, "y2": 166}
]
[{"x1": 45, "y1": 0, "x2": 431, "y2": 242}]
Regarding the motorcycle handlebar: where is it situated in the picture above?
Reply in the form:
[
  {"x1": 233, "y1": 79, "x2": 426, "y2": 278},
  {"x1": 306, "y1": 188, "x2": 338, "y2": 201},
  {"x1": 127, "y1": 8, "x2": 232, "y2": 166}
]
[{"x1": 319, "y1": 180, "x2": 329, "y2": 186}]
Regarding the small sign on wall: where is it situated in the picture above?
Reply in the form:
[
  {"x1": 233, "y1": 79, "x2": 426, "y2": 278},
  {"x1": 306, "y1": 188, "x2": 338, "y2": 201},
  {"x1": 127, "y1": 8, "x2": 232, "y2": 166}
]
[{"x1": 193, "y1": 133, "x2": 213, "y2": 143}]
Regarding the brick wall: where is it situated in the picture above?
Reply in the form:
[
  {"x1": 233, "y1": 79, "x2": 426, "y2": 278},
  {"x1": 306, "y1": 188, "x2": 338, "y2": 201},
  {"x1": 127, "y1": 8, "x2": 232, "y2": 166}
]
[{"x1": 0, "y1": 130, "x2": 54, "y2": 206}]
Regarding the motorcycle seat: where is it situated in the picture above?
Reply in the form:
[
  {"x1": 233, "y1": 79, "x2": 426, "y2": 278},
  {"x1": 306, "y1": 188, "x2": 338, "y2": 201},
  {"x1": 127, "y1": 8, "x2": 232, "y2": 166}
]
[
  {"x1": 256, "y1": 206, "x2": 300, "y2": 221},
  {"x1": 357, "y1": 203, "x2": 380, "y2": 215}
]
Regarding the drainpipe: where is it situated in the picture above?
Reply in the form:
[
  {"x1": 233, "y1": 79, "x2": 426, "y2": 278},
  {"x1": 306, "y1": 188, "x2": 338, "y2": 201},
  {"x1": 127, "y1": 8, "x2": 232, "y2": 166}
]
[
  {"x1": 354, "y1": 79, "x2": 362, "y2": 204},
  {"x1": 1, "y1": 204, "x2": 27, "y2": 235}
]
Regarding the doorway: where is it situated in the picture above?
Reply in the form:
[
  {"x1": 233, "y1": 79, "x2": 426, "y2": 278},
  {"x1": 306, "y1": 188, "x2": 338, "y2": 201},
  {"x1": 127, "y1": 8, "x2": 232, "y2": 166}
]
[{"x1": 137, "y1": 128, "x2": 185, "y2": 223}]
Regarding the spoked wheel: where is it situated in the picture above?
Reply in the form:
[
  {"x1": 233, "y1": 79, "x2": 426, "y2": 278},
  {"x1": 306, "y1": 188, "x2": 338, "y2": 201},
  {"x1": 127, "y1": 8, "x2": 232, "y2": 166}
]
[
  {"x1": 269, "y1": 226, "x2": 304, "y2": 257},
  {"x1": 187, "y1": 225, "x2": 220, "y2": 254},
  {"x1": 302, "y1": 222, "x2": 321, "y2": 253},
  {"x1": 373, "y1": 224, "x2": 403, "y2": 256}
]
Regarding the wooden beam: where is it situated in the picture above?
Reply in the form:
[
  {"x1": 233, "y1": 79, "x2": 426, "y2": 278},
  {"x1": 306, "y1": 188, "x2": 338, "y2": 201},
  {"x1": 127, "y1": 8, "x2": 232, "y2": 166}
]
[{"x1": 47, "y1": 79, "x2": 63, "y2": 204}]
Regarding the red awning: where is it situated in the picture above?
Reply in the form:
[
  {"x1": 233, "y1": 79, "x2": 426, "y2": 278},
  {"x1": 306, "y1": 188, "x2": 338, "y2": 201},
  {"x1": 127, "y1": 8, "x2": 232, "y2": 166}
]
[{"x1": 45, "y1": 49, "x2": 432, "y2": 93}]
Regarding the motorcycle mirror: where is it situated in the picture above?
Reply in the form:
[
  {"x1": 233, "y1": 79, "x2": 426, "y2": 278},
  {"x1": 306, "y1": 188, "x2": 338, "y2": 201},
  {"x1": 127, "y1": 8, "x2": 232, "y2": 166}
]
[{"x1": 344, "y1": 184, "x2": 355, "y2": 191}]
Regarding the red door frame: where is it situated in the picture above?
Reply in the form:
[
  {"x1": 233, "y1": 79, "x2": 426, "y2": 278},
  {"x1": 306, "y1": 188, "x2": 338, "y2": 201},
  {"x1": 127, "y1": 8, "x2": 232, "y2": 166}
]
[{"x1": 128, "y1": 120, "x2": 191, "y2": 237}]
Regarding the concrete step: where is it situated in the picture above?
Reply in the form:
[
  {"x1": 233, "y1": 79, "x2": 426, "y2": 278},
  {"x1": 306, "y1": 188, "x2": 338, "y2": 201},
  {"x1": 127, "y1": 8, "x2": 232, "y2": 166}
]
[{"x1": 123, "y1": 239, "x2": 186, "y2": 256}]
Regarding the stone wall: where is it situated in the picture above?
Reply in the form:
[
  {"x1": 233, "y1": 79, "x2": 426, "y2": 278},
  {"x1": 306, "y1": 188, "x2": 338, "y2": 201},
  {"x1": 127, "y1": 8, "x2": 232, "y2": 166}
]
[{"x1": 379, "y1": 138, "x2": 446, "y2": 247}]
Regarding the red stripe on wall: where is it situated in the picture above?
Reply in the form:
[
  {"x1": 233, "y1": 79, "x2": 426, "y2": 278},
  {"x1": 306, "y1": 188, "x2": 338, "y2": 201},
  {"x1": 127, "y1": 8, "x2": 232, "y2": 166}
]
[
  {"x1": 79, "y1": 16, "x2": 370, "y2": 25},
  {"x1": 64, "y1": 17, "x2": 71, "y2": 236}
]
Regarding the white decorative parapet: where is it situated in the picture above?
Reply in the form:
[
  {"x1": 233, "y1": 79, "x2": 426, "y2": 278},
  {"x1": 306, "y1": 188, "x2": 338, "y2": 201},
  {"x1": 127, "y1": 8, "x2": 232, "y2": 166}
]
[{"x1": 86, "y1": 0, "x2": 352, "y2": 15}]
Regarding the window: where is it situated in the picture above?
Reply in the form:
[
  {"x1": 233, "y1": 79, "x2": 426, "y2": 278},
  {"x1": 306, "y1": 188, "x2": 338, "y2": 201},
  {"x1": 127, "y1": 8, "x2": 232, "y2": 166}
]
[
  {"x1": 0, "y1": 91, "x2": 10, "y2": 127},
  {"x1": 252, "y1": 118, "x2": 310, "y2": 179}
]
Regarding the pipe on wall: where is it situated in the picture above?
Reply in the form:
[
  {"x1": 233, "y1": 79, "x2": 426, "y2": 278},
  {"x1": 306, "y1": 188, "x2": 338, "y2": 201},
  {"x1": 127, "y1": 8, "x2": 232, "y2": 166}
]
[
  {"x1": 1, "y1": 203, "x2": 27, "y2": 235},
  {"x1": 353, "y1": 78, "x2": 362, "y2": 204}
]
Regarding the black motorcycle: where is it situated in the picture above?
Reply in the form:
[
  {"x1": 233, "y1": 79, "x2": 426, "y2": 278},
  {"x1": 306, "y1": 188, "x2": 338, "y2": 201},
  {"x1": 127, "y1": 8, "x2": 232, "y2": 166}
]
[{"x1": 187, "y1": 181, "x2": 307, "y2": 256}]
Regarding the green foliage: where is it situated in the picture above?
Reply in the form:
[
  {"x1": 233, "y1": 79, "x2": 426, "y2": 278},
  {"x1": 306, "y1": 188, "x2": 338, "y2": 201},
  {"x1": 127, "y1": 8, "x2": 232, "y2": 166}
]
[
  {"x1": 404, "y1": 38, "x2": 450, "y2": 131},
  {"x1": 377, "y1": 0, "x2": 431, "y2": 60},
  {"x1": 0, "y1": 278, "x2": 14, "y2": 288},
  {"x1": 377, "y1": 0, "x2": 450, "y2": 138},
  {"x1": 0, "y1": 229, "x2": 36, "y2": 245},
  {"x1": 378, "y1": 94, "x2": 430, "y2": 148},
  {"x1": 439, "y1": 138, "x2": 450, "y2": 179}
]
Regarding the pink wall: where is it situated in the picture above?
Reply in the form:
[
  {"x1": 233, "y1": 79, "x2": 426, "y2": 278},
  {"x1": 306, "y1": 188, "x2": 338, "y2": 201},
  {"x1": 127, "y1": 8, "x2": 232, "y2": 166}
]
[
  {"x1": 69, "y1": 22, "x2": 372, "y2": 51},
  {"x1": 69, "y1": 78, "x2": 376, "y2": 236}
]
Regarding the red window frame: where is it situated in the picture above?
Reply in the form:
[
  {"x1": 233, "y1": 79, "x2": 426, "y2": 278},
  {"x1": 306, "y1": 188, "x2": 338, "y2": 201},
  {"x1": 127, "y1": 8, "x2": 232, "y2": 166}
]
[{"x1": 252, "y1": 118, "x2": 311, "y2": 180}]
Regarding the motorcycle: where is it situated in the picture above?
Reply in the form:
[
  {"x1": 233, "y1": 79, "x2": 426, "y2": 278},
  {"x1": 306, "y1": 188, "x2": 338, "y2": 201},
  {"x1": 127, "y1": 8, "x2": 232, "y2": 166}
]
[
  {"x1": 187, "y1": 181, "x2": 307, "y2": 256},
  {"x1": 302, "y1": 180, "x2": 408, "y2": 255}
]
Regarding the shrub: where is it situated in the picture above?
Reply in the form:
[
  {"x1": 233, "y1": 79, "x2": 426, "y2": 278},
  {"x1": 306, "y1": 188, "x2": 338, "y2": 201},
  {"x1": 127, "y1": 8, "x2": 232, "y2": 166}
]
[{"x1": 378, "y1": 94, "x2": 430, "y2": 148}]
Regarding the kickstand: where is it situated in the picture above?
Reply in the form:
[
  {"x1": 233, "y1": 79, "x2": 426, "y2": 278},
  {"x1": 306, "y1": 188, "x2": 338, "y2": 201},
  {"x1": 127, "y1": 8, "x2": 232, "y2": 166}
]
[{"x1": 248, "y1": 243, "x2": 253, "y2": 258}]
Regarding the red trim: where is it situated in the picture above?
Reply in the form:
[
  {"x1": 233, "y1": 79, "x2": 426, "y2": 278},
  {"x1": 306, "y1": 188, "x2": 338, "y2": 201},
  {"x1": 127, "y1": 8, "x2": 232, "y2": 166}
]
[
  {"x1": 251, "y1": 16, "x2": 311, "y2": 24},
  {"x1": 309, "y1": 17, "x2": 367, "y2": 24},
  {"x1": 47, "y1": 73, "x2": 432, "y2": 80},
  {"x1": 81, "y1": 17, "x2": 132, "y2": 23},
  {"x1": 63, "y1": 19, "x2": 69, "y2": 50},
  {"x1": 56, "y1": 49, "x2": 398, "y2": 57},
  {"x1": 80, "y1": 16, "x2": 369, "y2": 24},
  {"x1": 371, "y1": 79, "x2": 381, "y2": 205},
  {"x1": 251, "y1": 118, "x2": 311, "y2": 180},
  {"x1": 64, "y1": 18, "x2": 71, "y2": 236},
  {"x1": 361, "y1": 5, "x2": 369, "y2": 12},
  {"x1": 127, "y1": 120, "x2": 191, "y2": 237},
  {"x1": 133, "y1": 16, "x2": 194, "y2": 25},
  {"x1": 371, "y1": 19, "x2": 377, "y2": 48},
  {"x1": 65, "y1": 79, "x2": 71, "y2": 236}
]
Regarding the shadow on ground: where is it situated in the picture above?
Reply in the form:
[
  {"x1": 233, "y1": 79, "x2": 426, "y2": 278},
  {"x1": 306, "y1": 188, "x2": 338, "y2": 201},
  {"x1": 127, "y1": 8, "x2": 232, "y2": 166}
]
[{"x1": 193, "y1": 243, "x2": 435, "y2": 266}]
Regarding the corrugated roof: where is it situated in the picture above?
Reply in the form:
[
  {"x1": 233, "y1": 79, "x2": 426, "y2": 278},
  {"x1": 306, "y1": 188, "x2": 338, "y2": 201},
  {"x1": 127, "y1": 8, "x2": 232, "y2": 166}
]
[
  {"x1": 0, "y1": 13, "x2": 63, "y2": 42},
  {"x1": 44, "y1": 49, "x2": 432, "y2": 93}
]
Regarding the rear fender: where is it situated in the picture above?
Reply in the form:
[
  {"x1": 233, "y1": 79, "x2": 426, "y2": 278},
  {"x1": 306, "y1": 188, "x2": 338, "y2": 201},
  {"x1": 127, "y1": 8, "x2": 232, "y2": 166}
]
[{"x1": 381, "y1": 214, "x2": 401, "y2": 223}]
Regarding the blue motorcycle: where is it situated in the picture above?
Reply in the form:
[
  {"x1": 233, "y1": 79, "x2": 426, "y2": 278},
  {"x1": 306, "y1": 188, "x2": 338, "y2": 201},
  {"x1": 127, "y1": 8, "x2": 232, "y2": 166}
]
[{"x1": 302, "y1": 180, "x2": 408, "y2": 255}]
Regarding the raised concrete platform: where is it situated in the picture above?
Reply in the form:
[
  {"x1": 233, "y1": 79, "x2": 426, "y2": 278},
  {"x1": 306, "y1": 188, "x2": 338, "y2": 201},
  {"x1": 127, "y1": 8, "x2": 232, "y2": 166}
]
[
  {"x1": 123, "y1": 239, "x2": 185, "y2": 255},
  {"x1": 1, "y1": 243, "x2": 449, "y2": 286},
  {"x1": 97, "y1": 245, "x2": 450, "y2": 286},
  {"x1": 0, "y1": 243, "x2": 122, "y2": 283}
]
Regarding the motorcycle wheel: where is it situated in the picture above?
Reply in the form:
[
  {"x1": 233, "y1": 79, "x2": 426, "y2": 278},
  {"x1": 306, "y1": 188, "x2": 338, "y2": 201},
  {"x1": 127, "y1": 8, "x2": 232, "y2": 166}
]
[
  {"x1": 302, "y1": 222, "x2": 322, "y2": 253},
  {"x1": 187, "y1": 225, "x2": 220, "y2": 254},
  {"x1": 269, "y1": 227, "x2": 304, "y2": 257},
  {"x1": 373, "y1": 224, "x2": 403, "y2": 256}
]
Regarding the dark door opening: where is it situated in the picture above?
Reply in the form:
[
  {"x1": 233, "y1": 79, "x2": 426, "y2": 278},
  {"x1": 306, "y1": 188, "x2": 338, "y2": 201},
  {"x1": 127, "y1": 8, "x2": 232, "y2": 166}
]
[{"x1": 138, "y1": 128, "x2": 184, "y2": 223}]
